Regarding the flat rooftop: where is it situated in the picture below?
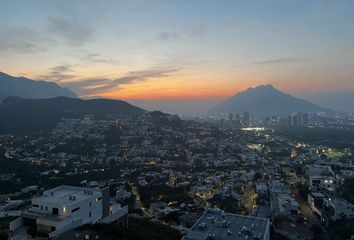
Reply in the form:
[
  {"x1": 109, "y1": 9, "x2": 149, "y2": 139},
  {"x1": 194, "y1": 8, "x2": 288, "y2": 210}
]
[
  {"x1": 311, "y1": 192, "x2": 325, "y2": 198},
  {"x1": 33, "y1": 185, "x2": 101, "y2": 205},
  {"x1": 183, "y1": 209, "x2": 270, "y2": 240}
]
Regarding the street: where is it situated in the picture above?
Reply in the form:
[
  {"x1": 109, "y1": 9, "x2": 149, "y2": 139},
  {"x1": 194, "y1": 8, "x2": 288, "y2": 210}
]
[{"x1": 129, "y1": 183, "x2": 150, "y2": 217}]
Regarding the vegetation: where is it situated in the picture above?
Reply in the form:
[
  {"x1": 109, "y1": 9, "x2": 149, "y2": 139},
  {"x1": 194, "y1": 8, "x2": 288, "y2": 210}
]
[
  {"x1": 343, "y1": 178, "x2": 354, "y2": 204},
  {"x1": 297, "y1": 182, "x2": 309, "y2": 199},
  {"x1": 138, "y1": 184, "x2": 192, "y2": 207},
  {"x1": 330, "y1": 219, "x2": 354, "y2": 240},
  {"x1": 277, "y1": 126, "x2": 354, "y2": 149},
  {"x1": 74, "y1": 218, "x2": 182, "y2": 240},
  {"x1": 322, "y1": 149, "x2": 345, "y2": 159},
  {"x1": 0, "y1": 217, "x2": 14, "y2": 239},
  {"x1": 0, "y1": 230, "x2": 8, "y2": 240},
  {"x1": 53, "y1": 138, "x2": 95, "y2": 155},
  {"x1": 0, "y1": 157, "x2": 47, "y2": 194}
]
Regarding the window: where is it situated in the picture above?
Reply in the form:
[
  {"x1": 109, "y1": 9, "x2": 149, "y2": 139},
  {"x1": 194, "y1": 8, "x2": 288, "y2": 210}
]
[
  {"x1": 72, "y1": 207, "x2": 80, "y2": 213},
  {"x1": 45, "y1": 206, "x2": 48, "y2": 211},
  {"x1": 52, "y1": 207, "x2": 59, "y2": 215},
  {"x1": 89, "y1": 202, "x2": 91, "y2": 207},
  {"x1": 96, "y1": 197, "x2": 102, "y2": 202},
  {"x1": 89, "y1": 212, "x2": 92, "y2": 218},
  {"x1": 41, "y1": 206, "x2": 43, "y2": 210},
  {"x1": 32, "y1": 204, "x2": 39, "y2": 208}
]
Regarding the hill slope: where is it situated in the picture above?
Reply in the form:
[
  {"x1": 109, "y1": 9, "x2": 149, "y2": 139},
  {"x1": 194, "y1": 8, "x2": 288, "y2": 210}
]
[
  {"x1": 209, "y1": 84, "x2": 332, "y2": 117},
  {"x1": 0, "y1": 97, "x2": 145, "y2": 133},
  {"x1": 302, "y1": 91, "x2": 354, "y2": 113},
  {"x1": 0, "y1": 71, "x2": 77, "y2": 99}
]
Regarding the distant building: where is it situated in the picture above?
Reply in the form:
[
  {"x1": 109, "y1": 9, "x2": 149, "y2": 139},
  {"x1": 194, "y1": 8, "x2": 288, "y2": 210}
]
[
  {"x1": 287, "y1": 115, "x2": 292, "y2": 126},
  {"x1": 10, "y1": 185, "x2": 128, "y2": 239},
  {"x1": 243, "y1": 112, "x2": 250, "y2": 124},
  {"x1": 182, "y1": 209, "x2": 270, "y2": 240},
  {"x1": 302, "y1": 113, "x2": 309, "y2": 125},
  {"x1": 235, "y1": 114, "x2": 240, "y2": 121},
  {"x1": 229, "y1": 113, "x2": 233, "y2": 121},
  {"x1": 294, "y1": 112, "x2": 303, "y2": 126},
  {"x1": 305, "y1": 165, "x2": 339, "y2": 193}
]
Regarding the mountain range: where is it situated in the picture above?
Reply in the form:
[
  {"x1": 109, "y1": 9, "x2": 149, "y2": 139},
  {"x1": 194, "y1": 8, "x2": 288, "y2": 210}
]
[
  {"x1": 0, "y1": 72, "x2": 77, "y2": 100},
  {"x1": 209, "y1": 84, "x2": 333, "y2": 117},
  {"x1": 0, "y1": 71, "x2": 340, "y2": 120}
]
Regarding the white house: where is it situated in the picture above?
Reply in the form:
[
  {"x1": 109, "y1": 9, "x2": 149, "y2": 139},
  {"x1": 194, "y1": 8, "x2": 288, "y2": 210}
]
[{"x1": 10, "y1": 185, "x2": 128, "y2": 239}]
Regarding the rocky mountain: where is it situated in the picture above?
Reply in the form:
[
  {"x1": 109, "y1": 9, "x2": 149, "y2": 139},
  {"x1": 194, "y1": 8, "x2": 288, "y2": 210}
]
[
  {"x1": 0, "y1": 71, "x2": 77, "y2": 100},
  {"x1": 209, "y1": 84, "x2": 333, "y2": 117}
]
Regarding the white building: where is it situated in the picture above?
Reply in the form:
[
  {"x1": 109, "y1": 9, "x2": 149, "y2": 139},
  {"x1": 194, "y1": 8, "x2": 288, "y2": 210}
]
[
  {"x1": 10, "y1": 185, "x2": 128, "y2": 239},
  {"x1": 306, "y1": 165, "x2": 339, "y2": 192},
  {"x1": 308, "y1": 176, "x2": 338, "y2": 193}
]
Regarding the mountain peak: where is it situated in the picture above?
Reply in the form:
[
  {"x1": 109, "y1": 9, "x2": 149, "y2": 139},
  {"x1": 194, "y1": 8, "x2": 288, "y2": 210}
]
[
  {"x1": 256, "y1": 83, "x2": 274, "y2": 88},
  {"x1": 249, "y1": 84, "x2": 277, "y2": 91},
  {"x1": 210, "y1": 84, "x2": 332, "y2": 117}
]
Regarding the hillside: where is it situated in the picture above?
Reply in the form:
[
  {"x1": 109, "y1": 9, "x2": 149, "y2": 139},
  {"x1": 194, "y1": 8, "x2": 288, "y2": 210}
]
[
  {"x1": 0, "y1": 97, "x2": 145, "y2": 133},
  {"x1": 209, "y1": 84, "x2": 333, "y2": 117}
]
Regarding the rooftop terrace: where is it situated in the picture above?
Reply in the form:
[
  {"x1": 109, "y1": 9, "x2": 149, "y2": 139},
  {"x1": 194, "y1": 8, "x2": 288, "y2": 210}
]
[{"x1": 183, "y1": 209, "x2": 270, "y2": 240}]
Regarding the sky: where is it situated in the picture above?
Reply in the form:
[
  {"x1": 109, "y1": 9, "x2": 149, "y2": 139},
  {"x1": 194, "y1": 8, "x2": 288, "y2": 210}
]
[{"x1": 1, "y1": 0, "x2": 354, "y2": 103}]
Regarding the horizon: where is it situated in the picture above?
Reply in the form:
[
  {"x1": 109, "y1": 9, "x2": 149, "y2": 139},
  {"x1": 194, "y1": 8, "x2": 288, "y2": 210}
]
[
  {"x1": 1, "y1": 0, "x2": 354, "y2": 102},
  {"x1": 0, "y1": 73, "x2": 336, "y2": 115}
]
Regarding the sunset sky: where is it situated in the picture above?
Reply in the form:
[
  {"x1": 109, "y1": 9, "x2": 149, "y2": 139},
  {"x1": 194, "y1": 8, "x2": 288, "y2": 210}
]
[{"x1": 1, "y1": 0, "x2": 354, "y2": 101}]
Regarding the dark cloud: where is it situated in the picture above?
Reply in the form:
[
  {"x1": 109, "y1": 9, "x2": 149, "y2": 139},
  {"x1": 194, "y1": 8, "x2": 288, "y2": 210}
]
[
  {"x1": 268, "y1": 25, "x2": 281, "y2": 32},
  {"x1": 156, "y1": 32, "x2": 184, "y2": 41},
  {"x1": 49, "y1": 64, "x2": 74, "y2": 73},
  {"x1": 46, "y1": 17, "x2": 94, "y2": 46},
  {"x1": 253, "y1": 58, "x2": 308, "y2": 65},
  {"x1": 82, "y1": 53, "x2": 118, "y2": 64},
  {"x1": 189, "y1": 24, "x2": 207, "y2": 37},
  {"x1": 63, "y1": 78, "x2": 107, "y2": 89},
  {"x1": 64, "y1": 67, "x2": 181, "y2": 96},
  {"x1": 155, "y1": 25, "x2": 207, "y2": 43},
  {"x1": 40, "y1": 64, "x2": 77, "y2": 82},
  {"x1": 0, "y1": 27, "x2": 52, "y2": 54}
]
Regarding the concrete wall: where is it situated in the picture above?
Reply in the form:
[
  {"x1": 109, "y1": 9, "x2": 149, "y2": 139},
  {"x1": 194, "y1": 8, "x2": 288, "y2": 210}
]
[
  {"x1": 101, "y1": 187, "x2": 110, "y2": 218},
  {"x1": 101, "y1": 205, "x2": 128, "y2": 224},
  {"x1": 9, "y1": 217, "x2": 22, "y2": 232},
  {"x1": 31, "y1": 192, "x2": 102, "y2": 225},
  {"x1": 48, "y1": 218, "x2": 83, "y2": 239}
]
